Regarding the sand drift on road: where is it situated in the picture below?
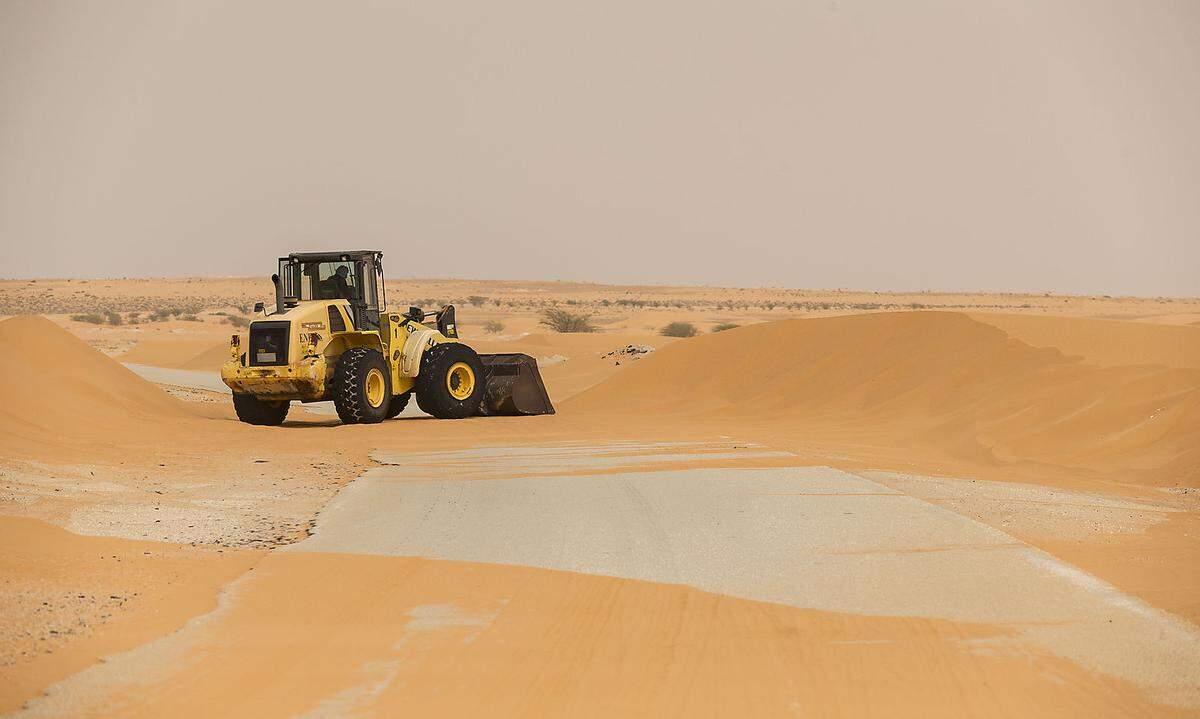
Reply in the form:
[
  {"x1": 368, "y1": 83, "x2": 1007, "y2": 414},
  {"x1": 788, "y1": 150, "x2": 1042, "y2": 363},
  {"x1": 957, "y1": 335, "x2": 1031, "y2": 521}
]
[{"x1": 22, "y1": 443, "x2": 1198, "y2": 717}]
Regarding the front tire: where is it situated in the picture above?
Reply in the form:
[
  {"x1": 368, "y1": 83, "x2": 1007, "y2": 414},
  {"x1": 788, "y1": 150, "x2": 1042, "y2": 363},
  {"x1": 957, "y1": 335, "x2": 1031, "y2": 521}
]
[
  {"x1": 232, "y1": 393, "x2": 289, "y2": 426},
  {"x1": 415, "y1": 343, "x2": 485, "y2": 419},
  {"x1": 333, "y1": 348, "x2": 391, "y2": 424}
]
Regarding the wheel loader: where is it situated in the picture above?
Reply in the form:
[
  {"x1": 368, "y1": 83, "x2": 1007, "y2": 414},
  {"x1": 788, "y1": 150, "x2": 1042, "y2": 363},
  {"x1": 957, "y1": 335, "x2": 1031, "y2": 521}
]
[{"x1": 220, "y1": 250, "x2": 554, "y2": 425}]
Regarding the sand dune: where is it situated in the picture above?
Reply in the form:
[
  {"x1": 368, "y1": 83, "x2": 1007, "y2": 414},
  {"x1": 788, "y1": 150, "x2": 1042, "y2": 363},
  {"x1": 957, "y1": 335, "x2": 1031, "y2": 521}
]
[
  {"x1": 566, "y1": 312, "x2": 1200, "y2": 486},
  {"x1": 972, "y1": 313, "x2": 1200, "y2": 370},
  {"x1": 177, "y1": 344, "x2": 233, "y2": 371},
  {"x1": 117, "y1": 338, "x2": 230, "y2": 372},
  {"x1": 0, "y1": 316, "x2": 191, "y2": 452}
]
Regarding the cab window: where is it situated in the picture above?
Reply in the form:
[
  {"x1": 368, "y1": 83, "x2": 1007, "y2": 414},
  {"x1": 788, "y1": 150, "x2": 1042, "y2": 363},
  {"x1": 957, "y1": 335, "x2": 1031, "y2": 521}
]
[{"x1": 300, "y1": 262, "x2": 359, "y2": 302}]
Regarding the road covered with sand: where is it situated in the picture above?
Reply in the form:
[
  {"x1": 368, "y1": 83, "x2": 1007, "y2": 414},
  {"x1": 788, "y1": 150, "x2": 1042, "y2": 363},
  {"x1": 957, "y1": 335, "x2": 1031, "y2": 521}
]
[{"x1": 1, "y1": 279, "x2": 1199, "y2": 716}]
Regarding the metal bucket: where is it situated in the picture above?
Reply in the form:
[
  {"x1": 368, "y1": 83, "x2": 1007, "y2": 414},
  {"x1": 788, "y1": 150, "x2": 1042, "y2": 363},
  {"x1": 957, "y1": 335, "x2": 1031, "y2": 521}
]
[{"x1": 476, "y1": 354, "x2": 555, "y2": 416}]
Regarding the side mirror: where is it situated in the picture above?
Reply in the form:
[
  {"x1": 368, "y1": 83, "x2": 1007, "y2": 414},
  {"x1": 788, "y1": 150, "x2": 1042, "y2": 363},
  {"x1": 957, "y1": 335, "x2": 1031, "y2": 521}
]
[{"x1": 254, "y1": 302, "x2": 265, "y2": 314}]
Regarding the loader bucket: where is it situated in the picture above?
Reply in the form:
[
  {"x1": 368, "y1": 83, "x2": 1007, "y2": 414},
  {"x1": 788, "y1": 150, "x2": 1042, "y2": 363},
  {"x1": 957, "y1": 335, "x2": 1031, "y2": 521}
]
[{"x1": 477, "y1": 354, "x2": 555, "y2": 416}]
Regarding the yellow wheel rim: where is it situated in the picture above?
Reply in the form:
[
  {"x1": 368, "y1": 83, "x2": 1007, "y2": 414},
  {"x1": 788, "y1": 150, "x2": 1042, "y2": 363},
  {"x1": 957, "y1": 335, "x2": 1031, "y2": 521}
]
[
  {"x1": 365, "y1": 368, "x2": 386, "y2": 408},
  {"x1": 446, "y1": 362, "x2": 475, "y2": 401}
]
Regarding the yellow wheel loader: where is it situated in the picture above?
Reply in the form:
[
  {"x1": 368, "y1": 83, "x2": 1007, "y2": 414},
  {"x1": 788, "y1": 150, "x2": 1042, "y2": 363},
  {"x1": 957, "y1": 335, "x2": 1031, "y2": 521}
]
[{"x1": 220, "y1": 251, "x2": 554, "y2": 425}]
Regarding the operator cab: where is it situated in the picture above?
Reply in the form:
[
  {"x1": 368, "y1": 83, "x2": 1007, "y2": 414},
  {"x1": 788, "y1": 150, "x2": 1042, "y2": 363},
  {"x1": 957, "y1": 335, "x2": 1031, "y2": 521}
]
[{"x1": 275, "y1": 250, "x2": 385, "y2": 330}]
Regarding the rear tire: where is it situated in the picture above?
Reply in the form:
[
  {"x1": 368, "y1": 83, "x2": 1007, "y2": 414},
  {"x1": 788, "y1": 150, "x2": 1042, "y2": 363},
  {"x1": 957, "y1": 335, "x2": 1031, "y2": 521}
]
[
  {"x1": 333, "y1": 348, "x2": 391, "y2": 424},
  {"x1": 385, "y1": 392, "x2": 410, "y2": 419},
  {"x1": 415, "y1": 343, "x2": 485, "y2": 419},
  {"x1": 232, "y1": 393, "x2": 289, "y2": 426}
]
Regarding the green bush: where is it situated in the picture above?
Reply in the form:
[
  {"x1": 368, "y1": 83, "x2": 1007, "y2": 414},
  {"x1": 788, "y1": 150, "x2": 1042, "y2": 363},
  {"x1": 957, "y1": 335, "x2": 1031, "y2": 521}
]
[
  {"x1": 225, "y1": 315, "x2": 250, "y2": 328},
  {"x1": 104, "y1": 310, "x2": 123, "y2": 326},
  {"x1": 540, "y1": 308, "x2": 597, "y2": 333},
  {"x1": 711, "y1": 323, "x2": 740, "y2": 333},
  {"x1": 483, "y1": 320, "x2": 505, "y2": 333},
  {"x1": 71, "y1": 313, "x2": 104, "y2": 324},
  {"x1": 660, "y1": 321, "x2": 698, "y2": 338},
  {"x1": 468, "y1": 295, "x2": 487, "y2": 307}
]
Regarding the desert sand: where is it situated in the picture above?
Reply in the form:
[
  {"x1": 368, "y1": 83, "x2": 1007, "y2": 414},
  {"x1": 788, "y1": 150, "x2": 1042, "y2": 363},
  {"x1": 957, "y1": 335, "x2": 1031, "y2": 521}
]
[{"x1": 1, "y1": 278, "x2": 1198, "y2": 716}]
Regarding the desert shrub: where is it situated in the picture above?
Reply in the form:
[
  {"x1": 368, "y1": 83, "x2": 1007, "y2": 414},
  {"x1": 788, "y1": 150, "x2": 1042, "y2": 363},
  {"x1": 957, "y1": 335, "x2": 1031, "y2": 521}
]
[
  {"x1": 225, "y1": 315, "x2": 250, "y2": 328},
  {"x1": 71, "y1": 313, "x2": 104, "y2": 324},
  {"x1": 660, "y1": 321, "x2": 698, "y2": 338},
  {"x1": 711, "y1": 323, "x2": 740, "y2": 333},
  {"x1": 181, "y1": 314, "x2": 201, "y2": 322},
  {"x1": 468, "y1": 295, "x2": 487, "y2": 307},
  {"x1": 104, "y1": 310, "x2": 123, "y2": 326},
  {"x1": 540, "y1": 308, "x2": 597, "y2": 333},
  {"x1": 483, "y1": 320, "x2": 505, "y2": 333}
]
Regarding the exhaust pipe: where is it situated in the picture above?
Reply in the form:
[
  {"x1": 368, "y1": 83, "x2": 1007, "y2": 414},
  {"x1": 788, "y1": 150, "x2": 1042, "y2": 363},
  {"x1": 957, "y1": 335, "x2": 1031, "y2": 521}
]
[{"x1": 271, "y1": 274, "x2": 284, "y2": 315}]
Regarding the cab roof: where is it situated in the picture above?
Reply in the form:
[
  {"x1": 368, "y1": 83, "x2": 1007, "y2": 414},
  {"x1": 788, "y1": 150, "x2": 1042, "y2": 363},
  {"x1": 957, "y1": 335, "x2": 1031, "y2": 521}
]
[{"x1": 285, "y1": 250, "x2": 382, "y2": 262}]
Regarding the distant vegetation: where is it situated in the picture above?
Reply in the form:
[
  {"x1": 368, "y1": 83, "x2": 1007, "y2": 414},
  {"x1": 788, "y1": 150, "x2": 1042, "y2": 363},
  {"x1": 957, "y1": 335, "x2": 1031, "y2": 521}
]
[
  {"x1": 660, "y1": 321, "x2": 698, "y2": 338},
  {"x1": 103, "y1": 310, "x2": 123, "y2": 325},
  {"x1": 225, "y1": 315, "x2": 250, "y2": 328},
  {"x1": 468, "y1": 295, "x2": 487, "y2": 307},
  {"x1": 711, "y1": 323, "x2": 740, "y2": 333},
  {"x1": 405, "y1": 298, "x2": 445, "y2": 309},
  {"x1": 71, "y1": 313, "x2": 104, "y2": 324},
  {"x1": 483, "y1": 320, "x2": 505, "y2": 333},
  {"x1": 540, "y1": 308, "x2": 597, "y2": 333}
]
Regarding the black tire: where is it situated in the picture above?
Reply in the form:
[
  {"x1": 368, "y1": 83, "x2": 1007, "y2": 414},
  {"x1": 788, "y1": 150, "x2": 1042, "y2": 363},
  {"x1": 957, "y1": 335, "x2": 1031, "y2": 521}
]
[
  {"x1": 385, "y1": 392, "x2": 410, "y2": 419},
  {"x1": 415, "y1": 343, "x2": 485, "y2": 419},
  {"x1": 232, "y1": 393, "x2": 289, "y2": 426},
  {"x1": 333, "y1": 348, "x2": 391, "y2": 424}
]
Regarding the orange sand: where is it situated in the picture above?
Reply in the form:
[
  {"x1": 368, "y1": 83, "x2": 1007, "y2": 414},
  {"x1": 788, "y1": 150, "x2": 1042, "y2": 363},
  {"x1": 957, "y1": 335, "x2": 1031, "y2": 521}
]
[
  {"x1": 566, "y1": 312, "x2": 1200, "y2": 489},
  {"x1": 1, "y1": 297, "x2": 1198, "y2": 716},
  {"x1": 0, "y1": 517, "x2": 260, "y2": 713},
  {"x1": 23, "y1": 552, "x2": 1178, "y2": 718}
]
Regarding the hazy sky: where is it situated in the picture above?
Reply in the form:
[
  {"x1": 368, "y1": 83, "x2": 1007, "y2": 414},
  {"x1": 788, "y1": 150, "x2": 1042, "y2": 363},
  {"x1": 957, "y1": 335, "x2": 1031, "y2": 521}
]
[{"x1": 2, "y1": 0, "x2": 1198, "y2": 295}]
